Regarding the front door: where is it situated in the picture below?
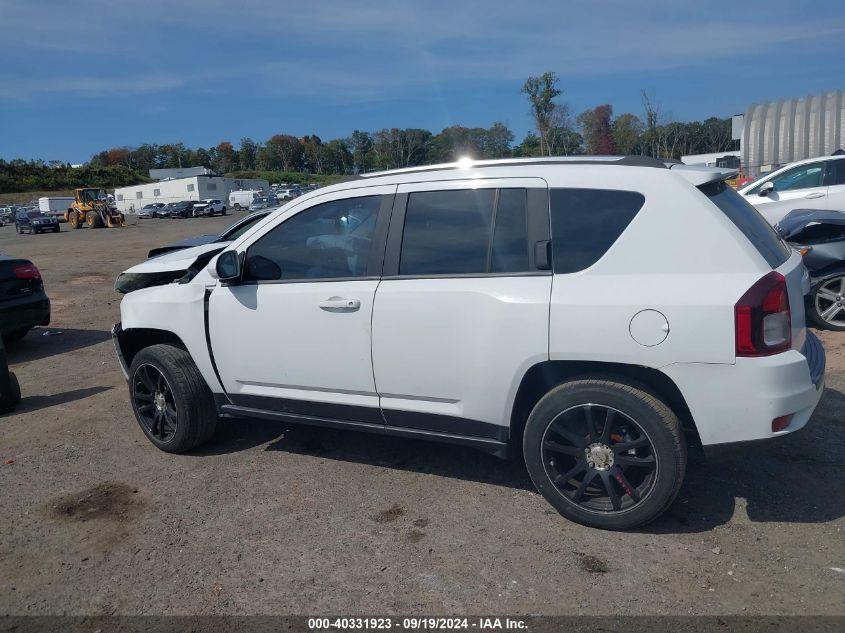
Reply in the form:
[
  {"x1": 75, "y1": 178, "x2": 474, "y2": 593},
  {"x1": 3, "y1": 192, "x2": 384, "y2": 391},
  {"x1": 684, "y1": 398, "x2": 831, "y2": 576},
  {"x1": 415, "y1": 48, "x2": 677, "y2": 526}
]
[
  {"x1": 749, "y1": 160, "x2": 829, "y2": 224},
  {"x1": 208, "y1": 186, "x2": 394, "y2": 424}
]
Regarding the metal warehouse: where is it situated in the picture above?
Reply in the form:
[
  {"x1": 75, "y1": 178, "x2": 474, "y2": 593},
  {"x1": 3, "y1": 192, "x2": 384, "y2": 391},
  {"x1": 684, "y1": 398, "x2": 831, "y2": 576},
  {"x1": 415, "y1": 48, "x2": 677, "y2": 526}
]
[
  {"x1": 742, "y1": 89, "x2": 845, "y2": 177},
  {"x1": 114, "y1": 175, "x2": 269, "y2": 213}
]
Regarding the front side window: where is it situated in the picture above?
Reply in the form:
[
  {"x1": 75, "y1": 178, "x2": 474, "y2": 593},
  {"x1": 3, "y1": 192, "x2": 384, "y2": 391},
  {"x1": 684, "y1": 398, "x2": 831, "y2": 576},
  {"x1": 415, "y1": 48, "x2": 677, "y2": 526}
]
[
  {"x1": 770, "y1": 162, "x2": 825, "y2": 192},
  {"x1": 399, "y1": 188, "x2": 530, "y2": 276},
  {"x1": 550, "y1": 188, "x2": 645, "y2": 274},
  {"x1": 244, "y1": 195, "x2": 381, "y2": 281},
  {"x1": 833, "y1": 159, "x2": 845, "y2": 186}
]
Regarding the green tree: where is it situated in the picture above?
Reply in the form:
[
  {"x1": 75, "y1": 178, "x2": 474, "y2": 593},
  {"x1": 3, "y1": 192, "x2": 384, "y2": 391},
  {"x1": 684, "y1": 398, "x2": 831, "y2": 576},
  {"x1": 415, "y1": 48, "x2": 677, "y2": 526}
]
[
  {"x1": 612, "y1": 113, "x2": 643, "y2": 155},
  {"x1": 521, "y1": 71, "x2": 562, "y2": 156},
  {"x1": 238, "y1": 137, "x2": 258, "y2": 170}
]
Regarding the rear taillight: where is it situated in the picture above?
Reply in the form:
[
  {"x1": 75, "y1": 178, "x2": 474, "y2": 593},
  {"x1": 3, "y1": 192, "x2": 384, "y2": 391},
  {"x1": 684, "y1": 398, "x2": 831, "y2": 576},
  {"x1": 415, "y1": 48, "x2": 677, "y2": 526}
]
[
  {"x1": 735, "y1": 271, "x2": 791, "y2": 357},
  {"x1": 13, "y1": 263, "x2": 41, "y2": 280}
]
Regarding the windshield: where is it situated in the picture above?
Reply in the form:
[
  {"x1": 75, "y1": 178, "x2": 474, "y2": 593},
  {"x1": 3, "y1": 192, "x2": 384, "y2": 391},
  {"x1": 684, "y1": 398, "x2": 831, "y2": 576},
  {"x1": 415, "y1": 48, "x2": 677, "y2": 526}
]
[{"x1": 27, "y1": 211, "x2": 45, "y2": 218}]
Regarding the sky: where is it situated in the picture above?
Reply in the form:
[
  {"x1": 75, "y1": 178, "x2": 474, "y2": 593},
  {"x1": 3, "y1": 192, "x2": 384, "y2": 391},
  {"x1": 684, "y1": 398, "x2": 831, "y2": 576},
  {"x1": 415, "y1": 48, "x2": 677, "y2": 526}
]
[{"x1": 1, "y1": 0, "x2": 844, "y2": 164}]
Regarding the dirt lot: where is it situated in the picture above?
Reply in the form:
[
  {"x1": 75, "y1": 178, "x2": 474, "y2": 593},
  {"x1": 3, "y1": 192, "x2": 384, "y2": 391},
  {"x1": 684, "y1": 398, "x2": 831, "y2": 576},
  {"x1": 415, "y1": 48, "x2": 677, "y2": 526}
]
[{"x1": 0, "y1": 215, "x2": 843, "y2": 616}]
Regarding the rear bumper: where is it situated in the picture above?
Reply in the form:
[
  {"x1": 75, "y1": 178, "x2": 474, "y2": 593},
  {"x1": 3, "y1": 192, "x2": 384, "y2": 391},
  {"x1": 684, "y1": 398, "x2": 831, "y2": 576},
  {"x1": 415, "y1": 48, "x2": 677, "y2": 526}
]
[
  {"x1": 662, "y1": 330, "x2": 825, "y2": 449},
  {"x1": 0, "y1": 294, "x2": 50, "y2": 334}
]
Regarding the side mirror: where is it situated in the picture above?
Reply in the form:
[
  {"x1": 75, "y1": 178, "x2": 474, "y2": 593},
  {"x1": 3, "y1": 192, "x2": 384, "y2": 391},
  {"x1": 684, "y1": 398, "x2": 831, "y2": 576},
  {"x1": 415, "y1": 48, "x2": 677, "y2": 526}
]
[
  {"x1": 758, "y1": 181, "x2": 774, "y2": 197},
  {"x1": 211, "y1": 250, "x2": 241, "y2": 281}
]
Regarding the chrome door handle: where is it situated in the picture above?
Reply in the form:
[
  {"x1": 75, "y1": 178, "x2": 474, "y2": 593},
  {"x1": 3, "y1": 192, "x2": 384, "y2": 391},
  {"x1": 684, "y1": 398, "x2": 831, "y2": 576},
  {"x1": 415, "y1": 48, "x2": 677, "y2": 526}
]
[
  {"x1": 319, "y1": 297, "x2": 360, "y2": 311},
  {"x1": 805, "y1": 192, "x2": 825, "y2": 199}
]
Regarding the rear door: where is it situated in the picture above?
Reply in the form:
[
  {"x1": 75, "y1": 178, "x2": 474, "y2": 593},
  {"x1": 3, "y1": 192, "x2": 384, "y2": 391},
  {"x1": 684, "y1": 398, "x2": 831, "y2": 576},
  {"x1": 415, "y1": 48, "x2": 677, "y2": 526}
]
[
  {"x1": 371, "y1": 178, "x2": 551, "y2": 440},
  {"x1": 826, "y1": 158, "x2": 845, "y2": 212}
]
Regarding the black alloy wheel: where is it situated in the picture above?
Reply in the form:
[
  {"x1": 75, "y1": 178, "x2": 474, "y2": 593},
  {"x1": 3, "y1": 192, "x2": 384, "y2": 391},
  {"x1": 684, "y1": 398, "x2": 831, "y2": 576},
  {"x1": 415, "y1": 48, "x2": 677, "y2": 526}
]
[
  {"x1": 542, "y1": 403, "x2": 658, "y2": 514},
  {"x1": 132, "y1": 363, "x2": 178, "y2": 444}
]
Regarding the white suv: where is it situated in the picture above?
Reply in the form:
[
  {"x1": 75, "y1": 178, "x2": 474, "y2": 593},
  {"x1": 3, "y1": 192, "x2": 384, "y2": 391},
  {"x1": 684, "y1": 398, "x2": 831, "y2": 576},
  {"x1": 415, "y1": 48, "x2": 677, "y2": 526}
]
[
  {"x1": 113, "y1": 156, "x2": 826, "y2": 529},
  {"x1": 738, "y1": 154, "x2": 845, "y2": 225},
  {"x1": 192, "y1": 199, "x2": 227, "y2": 217}
]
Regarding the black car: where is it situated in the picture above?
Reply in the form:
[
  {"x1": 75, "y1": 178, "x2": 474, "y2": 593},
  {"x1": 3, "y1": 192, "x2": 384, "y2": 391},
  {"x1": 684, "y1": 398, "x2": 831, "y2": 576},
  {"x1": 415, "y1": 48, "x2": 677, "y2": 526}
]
[
  {"x1": 0, "y1": 256, "x2": 50, "y2": 342},
  {"x1": 167, "y1": 200, "x2": 198, "y2": 219},
  {"x1": 16, "y1": 210, "x2": 60, "y2": 234},
  {"x1": 776, "y1": 209, "x2": 845, "y2": 331}
]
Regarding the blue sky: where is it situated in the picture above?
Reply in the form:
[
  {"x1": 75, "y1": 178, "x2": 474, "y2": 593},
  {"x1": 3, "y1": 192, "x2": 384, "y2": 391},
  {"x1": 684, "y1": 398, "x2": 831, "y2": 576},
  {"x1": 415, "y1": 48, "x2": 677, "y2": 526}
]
[{"x1": 1, "y1": 0, "x2": 844, "y2": 164}]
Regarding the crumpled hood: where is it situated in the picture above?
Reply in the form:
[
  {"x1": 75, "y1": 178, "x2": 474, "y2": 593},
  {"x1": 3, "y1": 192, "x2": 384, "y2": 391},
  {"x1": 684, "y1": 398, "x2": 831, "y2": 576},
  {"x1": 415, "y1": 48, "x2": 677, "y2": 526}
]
[
  {"x1": 775, "y1": 209, "x2": 845, "y2": 240},
  {"x1": 124, "y1": 242, "x2": 225, "y2": 274}
]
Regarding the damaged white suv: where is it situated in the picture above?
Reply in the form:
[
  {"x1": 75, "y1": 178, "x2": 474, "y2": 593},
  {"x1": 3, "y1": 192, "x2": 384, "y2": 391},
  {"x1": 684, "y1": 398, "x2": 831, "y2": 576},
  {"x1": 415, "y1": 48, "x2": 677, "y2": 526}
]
[{"x1": 113, "y1": 156, "x2": 825, "y2": 529}]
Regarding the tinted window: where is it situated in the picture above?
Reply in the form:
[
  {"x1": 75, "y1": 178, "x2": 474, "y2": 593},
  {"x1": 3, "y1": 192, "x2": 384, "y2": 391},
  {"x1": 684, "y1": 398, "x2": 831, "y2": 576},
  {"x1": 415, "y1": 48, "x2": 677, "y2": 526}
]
[
  {"x1": 491, "y1": 189, "x2": 530, "y2": 273},
  {"x1": 771, "y1": 162, "x2": 824, "y2": 191},
  {"x1": 550, "y1": 189, "x2": 644, "y2": 273},
  {"x1": 699, "y1": 180, "x2": 790, "y2": 268},
  {"x1": 244, "y1": 195, "x2": 380, "y2": 281},
  {"x1": 834, "y1": 159, "x2": 845, "y2": 186},
  {"x1": 401, "y1": 189, "x2": 494, "y2": 275},
  {"x1": 399, "y1": 188, "x2": 530, "y2": 275}
]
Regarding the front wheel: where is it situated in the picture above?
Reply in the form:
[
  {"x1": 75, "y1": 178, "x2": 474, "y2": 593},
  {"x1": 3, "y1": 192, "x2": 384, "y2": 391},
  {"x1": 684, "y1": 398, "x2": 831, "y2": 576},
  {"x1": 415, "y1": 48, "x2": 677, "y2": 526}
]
[
  {"x1": 809, "y1": 275, "x2": 845, "y2": 331},
  {"x1": 128, "y1": 344, "x2": 218, "y2": 453},
  {"x1": 523, "y1": 379, "x2": 686, "y2": 530}
]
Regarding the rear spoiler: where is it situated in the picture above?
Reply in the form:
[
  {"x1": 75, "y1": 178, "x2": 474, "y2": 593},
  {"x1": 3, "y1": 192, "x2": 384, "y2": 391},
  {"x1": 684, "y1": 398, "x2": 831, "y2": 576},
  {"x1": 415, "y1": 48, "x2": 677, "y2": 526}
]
[{"x1": 667, "y1": 164, "x2": 739, "y2": 187}]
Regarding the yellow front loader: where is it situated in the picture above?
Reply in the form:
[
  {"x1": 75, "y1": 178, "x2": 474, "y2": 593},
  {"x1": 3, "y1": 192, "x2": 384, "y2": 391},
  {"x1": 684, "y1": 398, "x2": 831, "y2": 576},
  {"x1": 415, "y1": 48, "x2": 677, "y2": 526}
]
[{"x1": 65, "y1": 188, "x2": 125, "y2": 229}]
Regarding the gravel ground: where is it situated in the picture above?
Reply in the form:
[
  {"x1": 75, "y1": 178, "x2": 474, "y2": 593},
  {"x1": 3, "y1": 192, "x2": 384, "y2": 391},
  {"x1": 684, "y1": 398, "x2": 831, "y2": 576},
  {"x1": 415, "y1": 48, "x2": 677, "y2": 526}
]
[{"x1": 0, "y1": 214, "x2": 843, "y2": 616}]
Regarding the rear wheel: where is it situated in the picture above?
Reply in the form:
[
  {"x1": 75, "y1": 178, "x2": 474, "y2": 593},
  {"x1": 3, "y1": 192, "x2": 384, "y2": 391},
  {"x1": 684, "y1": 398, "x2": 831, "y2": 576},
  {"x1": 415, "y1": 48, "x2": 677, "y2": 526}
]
[
  {"x1": 523, "y1": 379, "x2": 686, "y2": 530},
  {"x1": 129, "y1": 344, "x2": 218, "y2": 453},
  {"x1": 0, "y1": 371, "x2": 21, "y2": 413},
  {"x1": 810, "y1": 275, "x2": 845, "y2": 331},
  {"x1": 221, "y1": 207, "x2": 227, "y2": 216}
]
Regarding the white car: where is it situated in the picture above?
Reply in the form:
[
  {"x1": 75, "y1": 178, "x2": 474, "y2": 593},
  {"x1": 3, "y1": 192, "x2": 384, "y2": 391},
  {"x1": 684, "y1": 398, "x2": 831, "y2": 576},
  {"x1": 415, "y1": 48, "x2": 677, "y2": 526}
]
[
  {"x1": 191, "y1": 199, "x2": 227, "y2": 217},
  {"x1": 738, "y1": 154, "x2": 845, "y2": 225},
  {"x1": 113, "y1": 156, "x2": 825, "y2": 530}
]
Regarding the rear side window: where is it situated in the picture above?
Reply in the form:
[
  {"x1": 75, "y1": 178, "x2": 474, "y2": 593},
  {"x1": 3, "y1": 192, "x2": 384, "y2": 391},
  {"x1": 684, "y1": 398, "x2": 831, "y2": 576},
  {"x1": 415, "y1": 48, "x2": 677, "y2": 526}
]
[
  {"x1": 550, "y1": 189, "x2": 645, "y2": 273},
  {"x1": 399, "y1": 188, "x2": 530, "y2": 275},
  {"x1": 699, "y1": 180, "x2": 790, "y2": 268}
]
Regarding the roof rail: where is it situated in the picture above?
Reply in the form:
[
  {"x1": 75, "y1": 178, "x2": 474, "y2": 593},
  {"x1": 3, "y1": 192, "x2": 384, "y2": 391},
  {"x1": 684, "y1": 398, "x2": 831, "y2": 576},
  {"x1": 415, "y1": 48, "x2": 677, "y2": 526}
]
[{"x1": 358, "y1": 155, "x2": 668, "y2": 178}]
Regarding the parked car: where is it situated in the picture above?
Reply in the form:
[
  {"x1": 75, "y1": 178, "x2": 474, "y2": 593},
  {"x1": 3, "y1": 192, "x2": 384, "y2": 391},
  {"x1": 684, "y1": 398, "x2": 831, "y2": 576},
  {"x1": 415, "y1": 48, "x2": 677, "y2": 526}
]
[
  {"x1": 776, "y1": 208, "x2": 845, "y2": 331},
  {"x1": 15, "y1": 210, "x2": 60, "y2": 234},
  {"x1": 163, "y1": 201, "x2": 196, "y2": 219},
  {"x1": 229, "y1": 190, "x2": 261, "y2": 209},
  {"x1": 192, "y1": 199, "x2": 226, "y2": 217},
  {"x1": 0, "y1": 255, "x2": 50, "y2": 343},
  {"x1": 0, "y1": 206, "x2": 18, "y2": 224},
  {"x1": 114, "y1": 210, "x2": 274, "y2": 292},
  {"x1": 275, "y1": 188, "x2": 298, "y2": 200},
  {"x1": 248, "y1": 195, "x2": 279, "y2": 211},
  {"x1": 0, "y1": 336, "x2": 21, "y2": 412},
  {"x1": 738, "y1": 154, "x2": 845, "y2": 225},
  {"x1": 138, "y1": 203, "x2": 167, "y2": 219},
  {"x1": 113, "y1": 156, "x2": 825, "y2": 530}
]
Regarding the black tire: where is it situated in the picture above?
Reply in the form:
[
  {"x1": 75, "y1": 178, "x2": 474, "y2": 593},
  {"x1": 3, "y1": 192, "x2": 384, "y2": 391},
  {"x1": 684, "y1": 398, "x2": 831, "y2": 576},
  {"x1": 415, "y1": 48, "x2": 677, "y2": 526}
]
[
  {"x1": 808, "y1": 275, "x2": 845, "y2": 331},
  {"x1": 0, "y1": 371, "x2": 21, "y2": 413},
  {"x1": 128, "y1": 344, "x2": 217, "y2": 453},
  {"x1": 3, "y1": 328, "x2": 30, "y2": 344},
  {"x1": 221, "y1": 207, "x2": 227, "y2": 216},
  {"x1": 15, "y1": 224, "x2": 20, "y2": 234},
  {"x1": 523, "y1": 379, "x2": 686, "y2": 530},
  {"x1": 53, "y1": 226, "x2": 60, "y2": 233}
]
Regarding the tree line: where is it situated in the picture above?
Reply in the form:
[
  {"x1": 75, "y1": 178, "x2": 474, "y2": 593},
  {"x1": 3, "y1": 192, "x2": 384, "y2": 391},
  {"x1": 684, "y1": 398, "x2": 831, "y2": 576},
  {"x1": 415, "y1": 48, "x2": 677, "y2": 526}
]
[{"x1": 2, "y1": 72, "x2": 738, "y2": 194}]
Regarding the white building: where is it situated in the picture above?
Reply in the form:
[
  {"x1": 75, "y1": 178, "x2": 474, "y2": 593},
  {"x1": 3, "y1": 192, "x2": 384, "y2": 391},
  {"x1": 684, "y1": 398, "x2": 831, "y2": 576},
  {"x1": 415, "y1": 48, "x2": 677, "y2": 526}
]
[
  {"x1": 149, "y1": 166, "x2": 212, "y2": 180},
  {"x1": 680, "y1": 151, "x2": 741, "y2": 168},
  {"x1": 114, "y1": 176, "x2": 269, "y2": 213}
]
